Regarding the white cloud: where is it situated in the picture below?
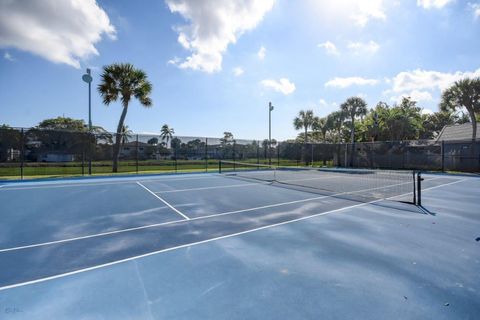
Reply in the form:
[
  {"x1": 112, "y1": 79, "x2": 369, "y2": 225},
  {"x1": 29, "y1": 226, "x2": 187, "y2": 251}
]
[
  {"x1": 233, "y1": 66, "x2": 244, "y2": 76},
  {"x1": 347, "y1": 40, "x2": 380, "y2": 55},
  {"x1": 4, "y1": 52, "x2": 15, "y2": 61},
  {"x1": 318, "y1": 41, "x2": 339, "y2": 55},
  {"x1": 261, "y1": 78, "x2": 296, "y2": 95},
  {"x1": 390, "y1": 68, "x2": 480, "y2": 93},
  {"x1": 417, "y1": 0, "x2": 454, "y2": 9},
  {"x1": 166, "y1": 0, "x2": 275, "y2": 73},
  {"x1": 469, "y1": 2, "x2": 480, "y2": 18},
  {"x1": 257, "y1": 46, "x2": 266, "y2": 60},
  {"x1": 350, "y1": 0, "x2": 387, "y2": 27},
  {"x1": 0, "y1": 0, "x2": 115, "y2": 69},
  {"x1": 319, "y1": 99, "x2": 328, "y2": 107},
  {"x1": 325, "y1": 76, "x2": 378, "y2": 88},
  {"x1": 390, "y1": 90, "x2": 433, "y2": 103}
]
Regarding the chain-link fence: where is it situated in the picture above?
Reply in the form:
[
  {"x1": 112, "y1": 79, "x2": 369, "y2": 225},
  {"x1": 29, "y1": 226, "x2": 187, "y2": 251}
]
[{"x1": 0, "y1": 127, "x2": 478, "y2": 180}]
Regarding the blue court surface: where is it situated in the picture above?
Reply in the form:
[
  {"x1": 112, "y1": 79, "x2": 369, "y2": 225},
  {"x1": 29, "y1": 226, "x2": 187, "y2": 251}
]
[{"x1": 0, "y1": 171, "x2": 479, "y2": 319}]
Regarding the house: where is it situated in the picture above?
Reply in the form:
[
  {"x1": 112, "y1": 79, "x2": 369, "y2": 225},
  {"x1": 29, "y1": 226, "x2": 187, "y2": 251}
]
[
  {"x1": 436, "y1": 122, "x2": 480, "y2": 141},
  {"x1": 436, "y1": 122, "x2": 480, "y2": 172}
]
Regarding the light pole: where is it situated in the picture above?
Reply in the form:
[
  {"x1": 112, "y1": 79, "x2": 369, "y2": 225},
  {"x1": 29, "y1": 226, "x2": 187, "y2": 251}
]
[
  {"x1": 82, "y1": 68, "x2": 93, "y2": 175},
  {"x1": 269, "y1": 102, "x2": 274, "y2": 165},
  {"x1": 82, "y1": 68, "x2": 93, "y2": 131}
]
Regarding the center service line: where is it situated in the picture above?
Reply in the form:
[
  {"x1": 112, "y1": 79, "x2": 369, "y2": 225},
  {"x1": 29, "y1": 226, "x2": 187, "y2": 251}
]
[{"x1": 136, "y1": 181, "x2": 190, "y2": 220}]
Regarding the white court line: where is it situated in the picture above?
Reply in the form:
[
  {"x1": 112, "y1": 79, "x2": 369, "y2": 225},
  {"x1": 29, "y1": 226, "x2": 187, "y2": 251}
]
[
  {"x1": 136, "y1": 182, "x2": 190, "y2": 220},
  {"x1": 0, "y1": 177, "x2": 469, "y2": 291},
  {"x1": 0, "y1": 177, "x2": 421, "y2": 253},
  {"x1": 0, "y1": 198, "x2": 381, "y2": 292},
  {"x1": 0, "y1": 174, "x2": 220, "y2": 191}
]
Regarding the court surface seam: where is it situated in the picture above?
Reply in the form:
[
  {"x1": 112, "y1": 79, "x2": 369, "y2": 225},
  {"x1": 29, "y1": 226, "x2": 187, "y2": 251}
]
[
  {"x1": 136, "y1": 181, "x2": 190, "y2": 220},
  {"x1": 0, "y1": 177, "x2": 468, "y2": 292},
  {"x1": 0, "y1": 176, "x2": 457, "y2": 253}
]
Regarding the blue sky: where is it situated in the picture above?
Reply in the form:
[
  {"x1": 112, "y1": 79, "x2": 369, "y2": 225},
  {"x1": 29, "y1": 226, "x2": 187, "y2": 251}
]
[{"x1": 1, "y1": 0, "x2": 479, "y2": 141}]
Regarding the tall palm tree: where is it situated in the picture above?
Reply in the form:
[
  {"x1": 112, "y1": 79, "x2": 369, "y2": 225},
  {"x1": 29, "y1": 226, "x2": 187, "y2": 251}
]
[
  {"x1": 440, "y1": 78, "x2": 480, "y2": 140},
  {"x1": 340, "y1": 96, "x2": 368, "y2": 143},
  {"x1": 98, "y1": 63, "x2": 152, "y2": 172},
  {"x1": 160, "y1": 124, "x2": 175, "y2": 147}
]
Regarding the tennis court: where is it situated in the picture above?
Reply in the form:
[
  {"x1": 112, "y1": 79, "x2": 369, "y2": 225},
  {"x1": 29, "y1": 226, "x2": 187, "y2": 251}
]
[{"x1": 0, "y1": 167, "x2": 479, "y2": 319}]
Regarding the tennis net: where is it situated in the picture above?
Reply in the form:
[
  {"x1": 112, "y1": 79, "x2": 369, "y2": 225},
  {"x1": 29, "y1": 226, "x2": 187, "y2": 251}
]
[{"x1": 219, "y1": 161, "x2": 418, "y2": 204}]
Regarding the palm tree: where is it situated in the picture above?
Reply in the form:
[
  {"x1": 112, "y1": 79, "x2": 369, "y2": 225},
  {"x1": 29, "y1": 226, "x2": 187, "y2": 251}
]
[
  {"x1": 328, "y1": 111, "x2": 345, "y2": 143},
  {"x1": 98, "y1": 63, "x2": 152, "y2": 172},
  {"x1": 293, "y1": 110, "x2": 315, "y2": 143},
  {"x1": 440, "y1": 78, "x2": 480, "y2": 140},
  {"x1": 294, "y1": 110, "x2": 315, "y2": 164},
  {"x1": 120, "y1": 125, "x2": 133, "y2": 146},
  {"x1": 160, "y1": 124, "x2": 175, "y2": 147},
  {"x1": 340, "y1": 97, "x2": 368, "y2": 143},
  {"x1": 312, "y1": 117, "x2": 328, "y2": 142}
]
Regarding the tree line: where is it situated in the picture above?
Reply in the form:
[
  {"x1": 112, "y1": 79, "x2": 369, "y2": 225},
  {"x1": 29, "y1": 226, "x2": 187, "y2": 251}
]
[{"x1": 293, "y1": 78, "x2": 480, "y2": 144}]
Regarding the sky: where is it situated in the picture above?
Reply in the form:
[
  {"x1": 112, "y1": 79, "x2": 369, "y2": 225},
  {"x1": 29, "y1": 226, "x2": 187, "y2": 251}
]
[{"x1": 0, "y1": 0, "x2": 479, "y2": 141}]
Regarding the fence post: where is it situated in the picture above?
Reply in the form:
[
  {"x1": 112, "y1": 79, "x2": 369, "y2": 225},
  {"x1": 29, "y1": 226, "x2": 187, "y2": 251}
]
[
  {"x1": 205, "y1": 138, "x2": 208, "y2": 172},
  {"x1": 20, "y1": 128, "x2": 24, "y2": 180},
  {"x1": 257, "y1": 141, "x2": 260, "y2": 164},
  {"x1": 88, "y1": 132, "x2": 92, "y2": 175},
  {"x1": 441, "y1": 140, "x2": 445, "y2": 172},
  {"x1": 135, "y1": 134, "x2": 139, "y2": 174},
  {"x1": 174, "y1": 146, "x2": 177, "y2": 173},
  {"x1": 277, "y1": 145, "x2": 280, "y2": 166},
  {"x1": 311, "y1": 144, "x2": 314, "y2": 166},
  {"x1": 344, "y1": 143, "x2": 348, "y2": 168}
]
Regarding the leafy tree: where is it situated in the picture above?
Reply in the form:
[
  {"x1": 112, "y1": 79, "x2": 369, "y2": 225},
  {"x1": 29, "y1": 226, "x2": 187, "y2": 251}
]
[
  {"x1": 37, "y1": 117, "x2": 86, "y2": 131},
  {"x1": 340, "y1": 97, "x2": 368, "y2": 143},
  {"x1": 160, "y1": 124, "x2": 175, "y2": 146},
  {"x1": 440, "y1": 77, "x2": 480, "y2": 140},
  {"x1": 420, "y1": 111, "x2": 457, "y2": 139},
  {"x1": 147, "y1": 137, "x2": 159, "y2": 145},
  {"x1": 220, "y1": 132, "x2": 234, "y2": 146},
  {"x1": 98, "y1": 63, "x2": 152, "y2": 172}
]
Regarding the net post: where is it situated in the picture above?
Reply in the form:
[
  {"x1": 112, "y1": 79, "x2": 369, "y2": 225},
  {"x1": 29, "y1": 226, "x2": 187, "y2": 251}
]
[
  {"x1": 413, "y1": 171, "x2": 416, "y2": 205},
  {"x1": 417, "y1": 172, "x2": 423, "y2": 206}
]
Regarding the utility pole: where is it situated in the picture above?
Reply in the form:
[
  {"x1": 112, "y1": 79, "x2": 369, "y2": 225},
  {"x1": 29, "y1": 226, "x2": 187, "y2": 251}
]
[{"x1": 82, "y1": 68, "x2": 93, "y2": 175}]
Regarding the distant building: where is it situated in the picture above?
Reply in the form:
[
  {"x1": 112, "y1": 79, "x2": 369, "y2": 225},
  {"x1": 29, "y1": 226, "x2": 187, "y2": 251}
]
[
  {"x1": 436, "y1": 122, "x2": 480, "y2": 141},
  {"x1": 39, "y1": 152, "x2": 75, "y2": 162}
]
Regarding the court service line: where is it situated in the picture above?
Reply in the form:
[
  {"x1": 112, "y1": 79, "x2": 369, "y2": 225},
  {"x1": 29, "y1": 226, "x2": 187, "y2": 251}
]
[
  {"x1": 136, "y1": 182, "x2": 190, "y2": 220},
  {"x1": 0, "y1": 177, "x2": 423, "y2": 253},
  {"x1": 0, "y1": 178, "x2": 469, "y2": 292},
  {"x1": 0, "y1": 198, "x2": 381, "y2": 292},
  {"x1": 157, "y1": 182, "x2": 269, "y2": 193}
]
